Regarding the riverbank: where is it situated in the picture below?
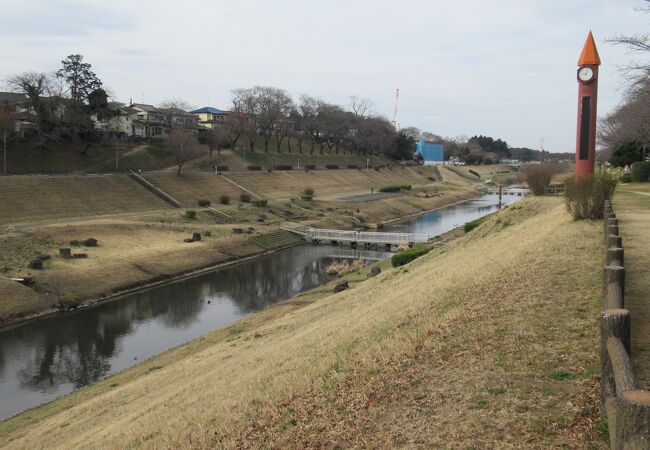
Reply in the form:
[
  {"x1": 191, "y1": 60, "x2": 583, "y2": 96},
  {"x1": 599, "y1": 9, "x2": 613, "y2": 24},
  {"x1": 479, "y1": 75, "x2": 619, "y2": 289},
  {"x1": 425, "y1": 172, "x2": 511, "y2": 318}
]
[
  {"x1": 0, "y1": 197, "x2": 607, "y2": 448},
  {"x1": 0, "y1": 172, "x2": 479, "y2": 328}
]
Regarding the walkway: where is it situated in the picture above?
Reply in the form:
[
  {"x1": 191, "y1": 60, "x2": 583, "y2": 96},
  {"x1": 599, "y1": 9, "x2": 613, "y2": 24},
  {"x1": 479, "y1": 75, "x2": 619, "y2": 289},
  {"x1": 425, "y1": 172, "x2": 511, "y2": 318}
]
[
  {"x1": 285, "y1": 226, "x2": 432, "y2": 245},
  {"x1": 614, "y1": 183, "x2": 650, "y2": 389}
]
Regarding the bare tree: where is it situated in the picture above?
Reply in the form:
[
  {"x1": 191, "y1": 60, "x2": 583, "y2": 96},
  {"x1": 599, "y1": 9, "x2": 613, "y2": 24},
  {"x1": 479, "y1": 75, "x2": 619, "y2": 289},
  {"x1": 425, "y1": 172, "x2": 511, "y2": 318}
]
[
  {"x1": 349, "y1": 96, "x2": 373, "y2": 118},
  {"x1": 6, "y1": 72, "x2": 61, "y2": 147},
  {"x1": 231, "y1": 88, "x2": 260, "y2": 152},
  {"x1": 200, "y1": 126, "x2": 233, "y2": 159},
  {"x1": 166, "y1": 129, "x2": 201, "y2": 175},
  {"x1": 607, "y1": 1, "x2": 650, "y2": 76}
]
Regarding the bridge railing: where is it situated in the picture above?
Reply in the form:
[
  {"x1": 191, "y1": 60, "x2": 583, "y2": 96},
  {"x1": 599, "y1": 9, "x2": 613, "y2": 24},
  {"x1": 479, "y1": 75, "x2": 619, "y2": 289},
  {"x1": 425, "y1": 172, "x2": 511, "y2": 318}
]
[{"x1": 291, "y1": 227, "x2": 431, "y2": 244}]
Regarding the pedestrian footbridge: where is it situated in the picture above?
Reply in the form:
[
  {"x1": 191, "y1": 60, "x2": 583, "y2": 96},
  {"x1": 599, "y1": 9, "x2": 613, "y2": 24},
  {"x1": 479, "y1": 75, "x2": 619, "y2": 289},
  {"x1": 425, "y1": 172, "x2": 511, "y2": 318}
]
[{"x1": 284, "y1": 226, "x2": 432, "y2": 245}]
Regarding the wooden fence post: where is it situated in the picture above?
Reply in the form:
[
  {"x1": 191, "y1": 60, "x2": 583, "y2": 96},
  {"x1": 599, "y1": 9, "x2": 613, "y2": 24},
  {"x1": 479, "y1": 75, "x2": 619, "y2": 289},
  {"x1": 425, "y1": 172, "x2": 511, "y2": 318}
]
[
  {"x1": 601, "y1": 309, "x2": 632, "y2": 410},
  {"x1": 606, "y1": 282, "x2": 625, "y2": 310},
  {"x1": 608, "y1": 224, "x2": 620, "y2": 237},
  {"x1": 604, "y1": 265, "x2": 626, "y2": 301},
  {"x1": 607, "y1": 247, "x2": 625, "y2": 267},
  {"x1": 610, "y1": 390, "x2": 650, "y2": 450}
]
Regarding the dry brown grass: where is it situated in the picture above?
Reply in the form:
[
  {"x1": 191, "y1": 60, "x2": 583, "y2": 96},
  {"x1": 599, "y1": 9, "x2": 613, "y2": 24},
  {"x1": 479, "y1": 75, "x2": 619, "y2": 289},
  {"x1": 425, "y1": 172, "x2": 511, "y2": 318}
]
[
  {"x1": 228, "y1": 167, "x2": 434, "y2": 201},
  {"x1": 0, "y1": 175, "x2": 170, "y2": 225},
  {"x1": 143, "y1": 172, "x2": 243, "y2": 206},
  {"x1": 0, "y1": 197, "x2": 606, "y2": 449},
  {"x1": 614, "y1": 183, "x2": 650, "y2": 389}
]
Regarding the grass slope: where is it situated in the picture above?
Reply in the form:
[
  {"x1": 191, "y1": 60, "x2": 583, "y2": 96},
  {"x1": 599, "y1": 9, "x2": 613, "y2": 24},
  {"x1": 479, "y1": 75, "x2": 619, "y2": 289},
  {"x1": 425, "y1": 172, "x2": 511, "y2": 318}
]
[
  {"x1": 0, "y1": 175, "x2": 171, "y2": 225},
  {"x1": 614, "y1": 183, "x2": 650, "y2": 389},
  {"x1": 0, "y1": 197, "x2": 606, "y2": 449}
]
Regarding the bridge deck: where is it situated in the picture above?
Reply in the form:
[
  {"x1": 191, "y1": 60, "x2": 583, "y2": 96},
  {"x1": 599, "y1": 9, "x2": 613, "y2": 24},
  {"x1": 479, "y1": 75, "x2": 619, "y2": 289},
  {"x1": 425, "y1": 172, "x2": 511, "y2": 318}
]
[{"x1": 285, "y1": 226, "x2": 431, "y2": 244}]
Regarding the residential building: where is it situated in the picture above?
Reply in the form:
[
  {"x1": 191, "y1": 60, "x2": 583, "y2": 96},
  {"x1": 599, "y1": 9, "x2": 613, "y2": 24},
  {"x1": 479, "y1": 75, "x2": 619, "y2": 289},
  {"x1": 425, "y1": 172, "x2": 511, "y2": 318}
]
[{"x1": 191, "y1": 107, "x2": 229, "y2": 129}]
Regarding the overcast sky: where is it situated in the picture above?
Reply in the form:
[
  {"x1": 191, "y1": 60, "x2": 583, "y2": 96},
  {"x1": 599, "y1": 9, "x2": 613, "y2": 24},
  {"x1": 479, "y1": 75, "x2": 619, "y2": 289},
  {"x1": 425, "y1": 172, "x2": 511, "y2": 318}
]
[{"x1": 1, "y1": 0, "x2": 647, "y2": 152}]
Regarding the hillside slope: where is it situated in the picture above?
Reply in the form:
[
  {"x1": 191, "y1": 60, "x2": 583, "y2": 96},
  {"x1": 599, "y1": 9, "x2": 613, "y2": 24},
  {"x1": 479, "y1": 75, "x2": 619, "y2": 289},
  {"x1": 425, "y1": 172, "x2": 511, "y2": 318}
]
[{"x1": 0, "y1": 197, "x2": 605, "y2": 449}]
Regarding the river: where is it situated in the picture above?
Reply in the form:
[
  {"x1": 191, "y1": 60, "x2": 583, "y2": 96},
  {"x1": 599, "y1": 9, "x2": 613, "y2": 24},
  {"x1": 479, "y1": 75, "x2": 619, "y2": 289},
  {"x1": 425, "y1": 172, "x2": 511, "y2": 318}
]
[{"x1": 0, "y1": 193, "x2": 521, "y2": 420}]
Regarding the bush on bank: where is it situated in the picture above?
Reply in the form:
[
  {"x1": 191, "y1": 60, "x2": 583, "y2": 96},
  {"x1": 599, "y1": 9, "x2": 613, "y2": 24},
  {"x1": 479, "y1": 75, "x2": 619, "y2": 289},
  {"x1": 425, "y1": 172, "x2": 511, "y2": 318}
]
[
  {"x1": 379, "y1": 184, "x2": 412, "y2": 193},
  {"x1": 391, "y1": 246, "x2": 431, "y2": 267},
  {"x1": 464, "y1": 217, "x2": 486, "y2": 233},
  {"x1": 564, "y1": 172, "x2": 617, "y2": 220}
]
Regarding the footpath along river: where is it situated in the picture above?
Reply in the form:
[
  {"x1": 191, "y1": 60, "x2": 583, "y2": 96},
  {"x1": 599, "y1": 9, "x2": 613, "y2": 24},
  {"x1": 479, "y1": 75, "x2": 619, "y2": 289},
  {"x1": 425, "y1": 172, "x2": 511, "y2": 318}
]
[{"x1": 0, "y1": 193, "x2": 521, "y2": 420}]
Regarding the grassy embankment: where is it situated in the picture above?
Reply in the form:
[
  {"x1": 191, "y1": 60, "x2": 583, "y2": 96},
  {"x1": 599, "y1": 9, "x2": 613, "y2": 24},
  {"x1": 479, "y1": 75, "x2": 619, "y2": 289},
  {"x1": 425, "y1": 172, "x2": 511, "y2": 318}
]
[
  {"x1": 614, "y1": 182, "x2": 650, "y2": 389},
  {"x1": 0, "y1": 197, "x2": 607, "y2": 449},
  {"x1": 0, "y1": 166, "x2": 478, "y2": 325}
]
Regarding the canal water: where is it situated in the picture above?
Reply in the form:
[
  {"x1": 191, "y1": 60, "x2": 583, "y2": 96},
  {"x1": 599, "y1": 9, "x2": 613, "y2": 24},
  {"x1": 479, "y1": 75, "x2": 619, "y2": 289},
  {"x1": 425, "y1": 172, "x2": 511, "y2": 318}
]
[{"x1": 0, "y1": 193, "x2": 520, "y2": 420}]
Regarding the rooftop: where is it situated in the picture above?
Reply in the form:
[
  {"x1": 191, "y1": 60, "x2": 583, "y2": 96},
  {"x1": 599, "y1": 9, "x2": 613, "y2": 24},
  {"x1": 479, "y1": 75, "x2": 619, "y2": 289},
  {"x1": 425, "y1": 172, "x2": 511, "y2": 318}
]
[{"x1": 191, "y1": 107, "x2": 229, "y2": 115}]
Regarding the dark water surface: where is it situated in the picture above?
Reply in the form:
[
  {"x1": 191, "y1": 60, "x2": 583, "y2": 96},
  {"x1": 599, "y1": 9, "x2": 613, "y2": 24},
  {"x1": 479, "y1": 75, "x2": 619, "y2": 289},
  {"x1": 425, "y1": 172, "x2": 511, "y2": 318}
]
[{"x1": 0, "y1": 193, "x2": 520, "y2": 419}]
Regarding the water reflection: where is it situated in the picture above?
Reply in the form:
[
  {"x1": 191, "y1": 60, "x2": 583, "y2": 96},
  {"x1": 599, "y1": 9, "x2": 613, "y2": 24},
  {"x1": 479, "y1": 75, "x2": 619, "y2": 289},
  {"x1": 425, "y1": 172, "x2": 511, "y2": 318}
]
[{"x1": 0, "y1": 246, "x2": 368, "y2": 419}]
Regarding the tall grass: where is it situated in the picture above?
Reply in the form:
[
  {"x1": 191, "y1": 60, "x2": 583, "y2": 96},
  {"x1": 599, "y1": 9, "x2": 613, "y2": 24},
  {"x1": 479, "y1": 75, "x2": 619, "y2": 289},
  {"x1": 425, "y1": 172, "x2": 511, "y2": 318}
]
[{"x1": 564, "y1": 172, "x2": 617, "y2": 220}]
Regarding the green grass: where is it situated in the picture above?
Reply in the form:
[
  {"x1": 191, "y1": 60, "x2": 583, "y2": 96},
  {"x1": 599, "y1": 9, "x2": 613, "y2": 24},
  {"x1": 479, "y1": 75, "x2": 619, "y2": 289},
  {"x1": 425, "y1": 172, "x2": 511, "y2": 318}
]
[
  {"x1": 146, "y1": 145, "x2": 174, "y2": 159},
  {"x1": 251, "y1": 230, "x2": 305, "y2": 249}
]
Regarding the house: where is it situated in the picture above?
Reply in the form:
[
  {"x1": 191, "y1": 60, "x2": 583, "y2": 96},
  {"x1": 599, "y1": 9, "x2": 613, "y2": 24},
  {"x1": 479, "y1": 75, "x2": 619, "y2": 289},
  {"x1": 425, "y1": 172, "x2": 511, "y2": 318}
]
[
  {"x1": 130, "y1": 103, "x2": 168, "y2": 139},
  {"x1": 0, "y1": 92, "x2": 31, "y2": 135},
  {"x1": 191, "y1": 107, "x2": 229, "y2": 129},
  {"x1": 91, "y1": 103, "x2": 139, "y2": 140}
]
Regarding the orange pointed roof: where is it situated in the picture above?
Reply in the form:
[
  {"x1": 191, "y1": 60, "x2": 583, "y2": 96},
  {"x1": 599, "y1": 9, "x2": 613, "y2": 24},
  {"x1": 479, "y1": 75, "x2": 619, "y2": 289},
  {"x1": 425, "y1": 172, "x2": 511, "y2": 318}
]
[{"x1": 578, "y1": 31, "x2": 601, "y2": 66}]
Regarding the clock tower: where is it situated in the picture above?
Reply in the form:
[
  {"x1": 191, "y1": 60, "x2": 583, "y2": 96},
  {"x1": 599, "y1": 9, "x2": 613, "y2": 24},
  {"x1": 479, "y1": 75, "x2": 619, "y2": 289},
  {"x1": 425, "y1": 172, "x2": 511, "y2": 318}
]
[{"x1": 575, "y1": 31, "x2": 601, "y2": 177}]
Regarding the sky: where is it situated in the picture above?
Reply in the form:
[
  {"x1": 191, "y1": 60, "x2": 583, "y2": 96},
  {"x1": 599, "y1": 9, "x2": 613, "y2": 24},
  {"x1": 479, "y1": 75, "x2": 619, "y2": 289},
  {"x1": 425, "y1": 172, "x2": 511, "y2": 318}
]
[{"x1": 0, "y1": 0, "x2": 647, "y2": 152}]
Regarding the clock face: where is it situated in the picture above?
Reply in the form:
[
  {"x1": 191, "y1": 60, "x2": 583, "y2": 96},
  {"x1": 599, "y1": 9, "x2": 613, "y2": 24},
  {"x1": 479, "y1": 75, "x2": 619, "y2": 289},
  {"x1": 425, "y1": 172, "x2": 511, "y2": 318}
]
[{"x1": 578, "y1": 67, "x2": 594, "y2": 82}]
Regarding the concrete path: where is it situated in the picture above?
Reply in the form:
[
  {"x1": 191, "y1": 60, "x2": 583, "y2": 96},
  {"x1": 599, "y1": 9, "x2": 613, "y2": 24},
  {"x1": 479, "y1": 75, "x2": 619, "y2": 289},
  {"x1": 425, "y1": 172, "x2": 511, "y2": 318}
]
[
  {"x1": 335, "y1": 192, "x2": 401, "y2": 202},
  {"x1": 614, "y1": 184, "x2": 650, "y2": 389}
]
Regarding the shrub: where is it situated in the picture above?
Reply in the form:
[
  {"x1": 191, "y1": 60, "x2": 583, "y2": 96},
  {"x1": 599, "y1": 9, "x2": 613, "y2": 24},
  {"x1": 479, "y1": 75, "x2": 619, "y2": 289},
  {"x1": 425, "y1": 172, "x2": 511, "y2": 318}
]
[
  {"x1": 240, "y1": 193, "x2": 251, "y2": 203},
  {"x1": 219, "y1": 195, "x2": 230, "y2": 205},
  {"x1": 198, "y1": 199, "x2": 211, "y2": 207},
  {"x1": 620, "y1": 174, "x2": 633, "y2": 183},
  {"x1": 326, "y1": 164, "x2": 339, "y2": 170},
  {"x1": 252, "y1": 199, "x2": 268, "y2": 207},
  {"x1": 464, "y1": 217, "x2": 486, "y2": 233},
  {"x1": 564, "y1": 172, "x2": 618, "y2": 220},
  {"x1": 391, "y1": 247, "x2": 431, "y2": 267},
  {"x1": 469, "y1": 169, "x2": 480, "y2": 178},
  {"x1": 522, "y1": 163, "x2": 556, "y2": 195},
  {"x1": 304, "y1": 187, "x2": 314, "y2": 196},
  {"x1": 632, "y1": 161, "x2": 650, "y2": 182},
  {"x1": 305, "y1": 164, "x2": 316, "y2": 170},
  {"x1": 379, "y1": 184, "x2": 412, "y2": 193},
  {"x1": 185, "y1": 210, "x2": 197, "y2": 219},
  {"x1": 216, "y1": 165, "x2": 229, "y2": 172},
  {"x1": 276, "y1": 165, "x2": 292, "y2": 170},
  {"x1": 247, "y1": 165, "x2": 262, "y2": 171},
  {"x1": 347, "y1": 164, "x2": 359, "y2": 169}
]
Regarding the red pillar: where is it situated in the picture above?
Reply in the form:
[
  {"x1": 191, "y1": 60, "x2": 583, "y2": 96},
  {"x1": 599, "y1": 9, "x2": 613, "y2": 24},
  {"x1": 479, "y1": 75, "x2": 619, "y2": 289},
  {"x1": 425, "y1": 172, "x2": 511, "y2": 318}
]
[{"x1": 575, "y1": 31, "x2": 601, "y2": 178}]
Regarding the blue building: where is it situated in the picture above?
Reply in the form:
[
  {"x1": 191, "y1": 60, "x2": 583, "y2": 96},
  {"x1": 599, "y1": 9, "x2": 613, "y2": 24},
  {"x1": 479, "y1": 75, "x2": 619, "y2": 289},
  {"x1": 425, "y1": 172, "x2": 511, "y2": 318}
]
[{"x1": 416, "y1": 138, "x2": 444, "y2": 165}]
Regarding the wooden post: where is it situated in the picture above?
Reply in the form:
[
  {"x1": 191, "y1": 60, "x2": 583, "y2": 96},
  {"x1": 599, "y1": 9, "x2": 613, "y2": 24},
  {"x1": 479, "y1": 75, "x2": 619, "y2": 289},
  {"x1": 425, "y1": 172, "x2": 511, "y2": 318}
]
[
  {"x1": 610, "y1": 390, "x2": 650, "y2": 450},
  {"x1": 608, "y1": 224, "x2": 620, "y2": 237},
  {"x1": 192, "y1": 232, "x2": 201, "y2": 241},
  {"x1": 604, "y1": 265, "x2": 625, "y2": 301},
  {"x1": 607, "y1": 336, "x2": 637, "y2": 395},
  {"x1": 601, "y1": 309, "x2": 632, "y2": 409},
  {"x1": 607, "y1": 247, "x2": 625, "y2": 267},
  {"x1": 607, "y1": 235, "x2": 623, "y2": 250},
  {"x1": 606, "y1": 282, "x2": 624, "y2": 309}
]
